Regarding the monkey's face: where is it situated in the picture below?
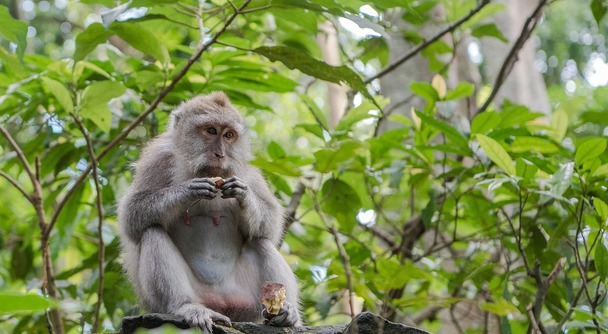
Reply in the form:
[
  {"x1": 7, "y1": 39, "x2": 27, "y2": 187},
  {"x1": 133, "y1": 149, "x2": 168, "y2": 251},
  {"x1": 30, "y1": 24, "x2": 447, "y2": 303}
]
[{"x1": 170, "y1": 93, "x2": 252, "y2": 178}]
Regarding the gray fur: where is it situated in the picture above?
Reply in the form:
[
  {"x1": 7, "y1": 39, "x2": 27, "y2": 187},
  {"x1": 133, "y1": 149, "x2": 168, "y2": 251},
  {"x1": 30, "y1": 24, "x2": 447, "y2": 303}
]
[{"x1": 117, "y1": 92, "x2": 301, "y2": 332}]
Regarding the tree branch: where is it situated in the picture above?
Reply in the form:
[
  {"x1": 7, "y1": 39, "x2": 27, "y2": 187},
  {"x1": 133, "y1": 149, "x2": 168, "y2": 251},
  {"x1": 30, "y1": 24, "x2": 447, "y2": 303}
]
[
  {"x1": 0, "y1": 170, "x2": 33, "y2": 204},
  {"x1": 478, "y1": 0, "x2": 549, "y2": 113},
  {"x1": 74, "y1": 117, "x2": 105, "y2": 333},
  {"x1": 364, "y1": 0, "x2": 490, "y2": 84}
]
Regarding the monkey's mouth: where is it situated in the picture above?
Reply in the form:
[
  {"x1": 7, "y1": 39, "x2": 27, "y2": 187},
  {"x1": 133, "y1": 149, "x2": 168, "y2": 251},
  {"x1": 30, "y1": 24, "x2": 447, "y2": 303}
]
[{"x1": 196, "y1": 166, "x2": 226, "y2": 178}]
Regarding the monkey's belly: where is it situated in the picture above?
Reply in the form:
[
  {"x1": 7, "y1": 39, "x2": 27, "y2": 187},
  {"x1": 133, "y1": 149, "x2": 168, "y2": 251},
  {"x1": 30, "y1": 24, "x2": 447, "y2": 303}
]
[{"x1": 169, "y1": 214, "x2": 243, "y2": 284}]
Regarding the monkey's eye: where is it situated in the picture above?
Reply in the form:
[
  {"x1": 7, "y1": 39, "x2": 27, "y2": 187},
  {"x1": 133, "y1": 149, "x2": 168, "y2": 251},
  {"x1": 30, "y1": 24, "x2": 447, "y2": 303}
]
[
  {"x1": 225, "y1": 131, "x2": 234, "y2": 139},
  {"x1": 206, "y1": 127, "x2": 217, "y2": 135}
]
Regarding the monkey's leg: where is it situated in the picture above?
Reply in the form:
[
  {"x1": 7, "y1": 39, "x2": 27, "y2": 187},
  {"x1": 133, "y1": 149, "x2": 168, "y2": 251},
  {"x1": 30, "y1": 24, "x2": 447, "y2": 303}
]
[
  {"x1": 253, "y1": 240, "x2": 302, "y2": 327},
  {"x1": 138, "y1": 226, "x2": 231, "y2": 332}
]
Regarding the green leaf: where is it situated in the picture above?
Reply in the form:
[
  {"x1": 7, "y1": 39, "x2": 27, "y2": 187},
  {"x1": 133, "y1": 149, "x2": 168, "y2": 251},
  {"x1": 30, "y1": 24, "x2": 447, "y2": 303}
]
[
  {"x1": 79, "y1": 81, "x2": 126, "y2": 132},
  {"x1": 549, "y1": 109, "x2": 568, "y2": 142},
  {"x1": 249, "y1": 158, "x2": 301, "y2": 177},
  {"x1": 0, "y1": 293, "x2": 57, "y2": 314},
  {"x1": 516, "y1": 158, "x2": 538, "y2": 180},
  {"x1": 314, "y1": 141, "x2": 364, "y2": 173},
  {"x1": 410, "y1": 81, "x2": 439, "y2": 102},
  {"x1": 471, "y1": 111, "x2": 501, "y2": 135},
  {"x1": 41, "y1": 77, "x2": 74, "y2": 114},
  {"x1": 510, "y1": 136, "x2": 559, "y2": 154},
  {"x1": 551, "y1": 162, "x2": 574, "y2": 198},
  {"x1": 477, "y1": 134, "x2": 515, "y2": 176},
  {"x1": 471, "y1": 23, "x2": 508, "y2": 42},
  {"x1": 109, "y1": 22, "x2": 167, "y2": 64},
  {"x1": 335, "y1": 100, "x2": 379, "y2": 132},
  {"x1": 74, "y1": 23, "x2": 109, "y2": 62},
  {"x1": 592, "y1": 0, "x2": 608, "y2": 26},
  {"x1": 575, "y1": 138, "x2": 606, "y2": 166},
  {"x1": 254, "y1": 46, "x2": 371, "y2": 100},
  {"x1": 320, "y1": 179, "x2": 362, "y2": 232},
  {"x1": 444, "y1": 82, "x2": 475, "y2": 100},
  {"x1": 595, "y1": 240, "x2": 608, "y2": 280},
  {"x1": 300, "y1": 94, "x2": 330, "y2": 131},
  {"x1": 0, "y1": 6, "x2": 27, "y2": 59},
  {"x1": 416, "y1": 111, "x2": 471, "y2": 154},
  {"x1": 594, "y1": 197, "x2": 608, "y2": 223},
  {"x1": 480, "y1": 298, "x2": 518, "y2": 316},
  {"x1": 267, "y1": 141, "x2": 286, "y2": 160}
]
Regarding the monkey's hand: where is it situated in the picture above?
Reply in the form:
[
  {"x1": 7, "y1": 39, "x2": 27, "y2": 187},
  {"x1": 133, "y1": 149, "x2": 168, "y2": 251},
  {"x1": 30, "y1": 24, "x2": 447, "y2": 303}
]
[
  {"x1": 175, "y1": 303, "x2": 231, "y2": 333},
  {"x1": 220, "y1": 176, "x2": 248, "y2": 201},
  {"x1": 262, "y1": 301, "x2": 300, "y2": 327},
  {"x1": 184, "y1": 178, "x2": 220, "y2": 200}
]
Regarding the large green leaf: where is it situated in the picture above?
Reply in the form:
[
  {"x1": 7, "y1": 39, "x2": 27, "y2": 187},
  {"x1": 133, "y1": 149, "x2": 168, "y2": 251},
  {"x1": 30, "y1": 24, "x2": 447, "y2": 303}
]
[
  {"x1": 254, "y1": 46, "x2": 371, "y2": 100},
  {"x1": 444, "y1": 82, "x2": 475, "y2": 100},
  {"x1": 595, "y1": 240, "x2": 608, "y2": 281},
  {"x1": 471, "y1": 111, "x2": 501, "y2": 135},
  {"x1": 549, "y1": 109, "x2": 568, "y2": 142},
  {"x1": 74, "y1": 23, "x2": 109, "y2": 62},
  {"x1": 0, "y1": 293, "x2": 57, "y2": 314},
  {"x1": 41, "y1": 77, "x2": 74, "y2": 114},
  {"x1": 109, "y1": 22, "x2": 168, "y2": 64},
  {"x1": 510, "y1": 136, "x2": 559, "y2": 154},
  {"x1": 79, "y1": 80, "x2": 126, "y2": 132},
  {"x1": 320, "y1": 178, "x2": 362, "y2": 232},
  {"x1": 0, "y1": 6, "x2": 27, "y2": 59},
  {"x1": 575, "y1": 138, "x2": 606, "y2": 166},
  {"x1": 313, "y1": 140, "x2": 364, "y2": 173},
  {"x1": 335, "y1": 100, "x2": 380, "y2": 132},
  {"x1": 477, "y1": 134, "x2": 515, "y2": 176}
]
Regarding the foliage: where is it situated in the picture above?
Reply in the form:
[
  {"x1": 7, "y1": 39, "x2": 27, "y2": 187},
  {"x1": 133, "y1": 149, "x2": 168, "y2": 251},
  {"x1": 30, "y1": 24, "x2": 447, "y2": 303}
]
[{"x1": 0, "y1": 0, "x2": 607, "y2": 333}]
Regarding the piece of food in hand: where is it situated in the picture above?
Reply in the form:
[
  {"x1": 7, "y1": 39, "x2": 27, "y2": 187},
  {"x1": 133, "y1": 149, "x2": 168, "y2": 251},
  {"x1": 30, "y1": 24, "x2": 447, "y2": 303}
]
[
  {"x1": 261, "y1": 282, "x2": 286, "y2": 316},
  {"x1": 209, "y1": 177, "x2": 225, "y2": 188}
]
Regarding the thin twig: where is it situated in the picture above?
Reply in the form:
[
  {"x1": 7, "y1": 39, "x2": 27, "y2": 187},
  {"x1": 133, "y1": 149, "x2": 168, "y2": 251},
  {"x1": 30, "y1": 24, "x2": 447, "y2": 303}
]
[
  {"x1": 478, "y1": 0, "x2": 549, "y2": 113},
  {"x1": 74, "y1": 117, "x2": 105, "y2": 333},
  {"x1": 364, "y1": 0, "x2": 490, "y2": 84},
  {"x1": 0, "y1": 170, "x2": 33, "y2": 204},
  {"x1": 47, "y1": 0, "x2": 253, "y2": 233},
  {"x1": 328, "y1": 226, "x2": 356, "y2": 318}
]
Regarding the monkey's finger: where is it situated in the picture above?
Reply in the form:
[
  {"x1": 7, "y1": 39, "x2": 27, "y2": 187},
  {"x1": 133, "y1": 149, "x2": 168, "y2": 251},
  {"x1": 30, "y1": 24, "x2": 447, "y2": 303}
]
[
  {"x1": 189, "y1": 178, "x2": 219, "y2": 190},
  {"x1": 221, "y1": 187, "x2": 246, "y2": 199},
  {"x1": 221, "y1": 178, "x2": 248, "y2": 191}
]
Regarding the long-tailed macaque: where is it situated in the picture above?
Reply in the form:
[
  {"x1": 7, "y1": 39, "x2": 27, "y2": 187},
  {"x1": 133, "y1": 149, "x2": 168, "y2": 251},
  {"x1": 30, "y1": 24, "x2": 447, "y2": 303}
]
[{"x1": 117, "y1": 92, "x2": 301, "y2": 332}]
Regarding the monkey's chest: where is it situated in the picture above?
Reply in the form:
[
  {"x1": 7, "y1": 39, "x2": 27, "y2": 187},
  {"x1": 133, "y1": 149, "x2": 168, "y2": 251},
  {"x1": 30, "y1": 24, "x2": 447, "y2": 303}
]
[{"x1": 169, "y1": 213, "x2": 244, "y2": 284}]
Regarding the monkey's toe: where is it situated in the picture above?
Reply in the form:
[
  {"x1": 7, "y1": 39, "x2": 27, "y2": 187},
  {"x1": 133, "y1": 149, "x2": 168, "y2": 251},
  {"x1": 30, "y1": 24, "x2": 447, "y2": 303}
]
[
  {"x1": 175, "y1": 303, "x2": 231, "y2": 333},
  {"x1": 263, "y1": 301, "x2": 300, "y2": 327}
]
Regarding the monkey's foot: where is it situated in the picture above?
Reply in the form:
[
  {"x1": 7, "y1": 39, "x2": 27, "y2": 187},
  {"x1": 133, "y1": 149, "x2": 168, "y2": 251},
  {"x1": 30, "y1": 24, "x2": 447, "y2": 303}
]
[
  {"x1": 175, "y1": 303, "x2": 231, "y2": 333},
  {"x1": 262, "y1": 301, "x2": 300, "y2": 327}
]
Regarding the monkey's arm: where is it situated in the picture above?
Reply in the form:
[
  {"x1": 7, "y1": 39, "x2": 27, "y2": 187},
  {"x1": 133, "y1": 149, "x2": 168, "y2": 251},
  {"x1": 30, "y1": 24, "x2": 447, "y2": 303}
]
[
  {"x1": 118, "y1": 151, "x2": 218, "y2": 243},
  {"x1": 221, "y1": 169, "x2": 284, "y2": 245}
]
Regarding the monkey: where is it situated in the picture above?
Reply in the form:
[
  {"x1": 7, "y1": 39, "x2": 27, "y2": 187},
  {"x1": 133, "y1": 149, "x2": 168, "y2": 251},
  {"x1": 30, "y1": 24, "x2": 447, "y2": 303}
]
[{"x1": 117, "y1": 92, "x2": 301, "y2": 333}]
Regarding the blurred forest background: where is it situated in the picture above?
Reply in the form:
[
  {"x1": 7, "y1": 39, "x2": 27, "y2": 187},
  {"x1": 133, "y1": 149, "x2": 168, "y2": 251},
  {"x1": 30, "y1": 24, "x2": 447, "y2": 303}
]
[{"x1": 1, "y1": 0, "x2": 608, "y2": 333}]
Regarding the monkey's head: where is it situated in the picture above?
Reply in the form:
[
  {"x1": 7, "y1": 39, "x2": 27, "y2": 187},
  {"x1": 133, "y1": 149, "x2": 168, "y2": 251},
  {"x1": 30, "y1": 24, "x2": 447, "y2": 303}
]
[{"x1": 169, "y1": 92, "x2": 252, "y2": 178}]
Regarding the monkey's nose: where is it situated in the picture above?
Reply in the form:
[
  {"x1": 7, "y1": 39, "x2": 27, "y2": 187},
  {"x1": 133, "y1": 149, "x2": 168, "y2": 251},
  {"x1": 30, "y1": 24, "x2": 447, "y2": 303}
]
[{"x1": 215, "y1": 153, "x2": 225, "y2": 158}]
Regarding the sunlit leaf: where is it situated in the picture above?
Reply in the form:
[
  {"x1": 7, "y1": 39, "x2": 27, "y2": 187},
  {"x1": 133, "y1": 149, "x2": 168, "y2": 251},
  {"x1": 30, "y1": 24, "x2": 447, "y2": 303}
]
[
  {"x1": 575, "y1": 138, "x2": 606, "y2": 166},
  {"x1": 471, "y1": 111, "x2": 500, "y2": 135},
  {"x1": 477, "y1": 134, "x2": 515, "y2": 175},
  {"x1": 549, "y1": 109, "x2": 568, "y2": 142},
  {"x1": 410, "y1": 81, "x2": 439, "y2": 102},
  {"x1": 0, "y1": 293, "x2": 57, "y2": 314},
  {"x1": 471, "y1": 23, "x2": 508, "y2": 42},
  {"x1": 431, "y1": 74, "x2": 447, "y2": 99},
  {"x1": 109, "y1": 22, "x2": 168, "y2": 64},
  {"x1": 594, "y1": 197, "x2": 608, "y2": 223},
  {"x1": 480, "y1": 298, "x2": 519, "y2": 316},
  {"x1": 79, "y1": 80, "x2": 126, "y2": 132},
  {"x1": 445, "y1": 82, "x2": 475, "y2": 100},
  {"x1": 510, "y1": 136, "x2": 559, "y2": 154},
  {"x1": 335, "y1": 100, "x2": 380, "y2": 132},
  {"x1": 41, "y1": 77, "x2": 74, "y2": 114},
  {"x1": 74, "y1": 23, "x2": 109, "y2": 62}
]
